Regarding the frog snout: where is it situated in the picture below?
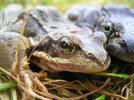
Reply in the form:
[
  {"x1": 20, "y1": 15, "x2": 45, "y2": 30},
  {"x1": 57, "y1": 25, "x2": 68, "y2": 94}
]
[{"x1": 120, "y1": 34, "x2": 134, "y2": 55}]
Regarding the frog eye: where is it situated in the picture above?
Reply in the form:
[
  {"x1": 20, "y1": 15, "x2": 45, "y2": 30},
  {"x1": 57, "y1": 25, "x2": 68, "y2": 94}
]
[
  {"x1": 104, "y1": 22, "x2": 114, "y2": 32},
  {"x1": 59, "y1": 37, "x2": 75, "y2": 55},
  {"x1": 104, "y1": 22, "x2": 115, "y2": 38}
]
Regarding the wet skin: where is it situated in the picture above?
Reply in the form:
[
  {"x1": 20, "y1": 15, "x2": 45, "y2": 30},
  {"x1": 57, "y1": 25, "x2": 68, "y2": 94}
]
[{"x1": 66, "y1": 5, "x2": 134, "y2": 62}]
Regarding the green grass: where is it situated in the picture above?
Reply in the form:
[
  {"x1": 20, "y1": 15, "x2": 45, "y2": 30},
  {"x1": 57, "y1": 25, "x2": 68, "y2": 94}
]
[
  {"x1": 0, "y1": 0, "x2": 134, "y2": 12},
  {"x1": 0, "y1": 81, "x2": 17, "y2": 90}
]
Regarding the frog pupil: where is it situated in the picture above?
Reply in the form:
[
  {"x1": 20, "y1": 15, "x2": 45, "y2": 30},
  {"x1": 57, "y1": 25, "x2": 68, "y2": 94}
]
[
  {"x1": 105, "y1": 24, "x2": 110, "y2": 31},
  {"x1": 60, "y1": 41, "x2": 69, "y2": 49}
]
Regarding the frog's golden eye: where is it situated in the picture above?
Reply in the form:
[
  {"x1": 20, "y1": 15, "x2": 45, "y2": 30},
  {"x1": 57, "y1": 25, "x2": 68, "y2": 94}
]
[{"x1": 59, "y1": 37, "x2": 75, "y2": 55}]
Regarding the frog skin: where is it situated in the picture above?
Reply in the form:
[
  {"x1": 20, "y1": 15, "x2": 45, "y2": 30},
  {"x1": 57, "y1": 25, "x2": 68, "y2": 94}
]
[
  {"x1": 0, "y1": 32, "x2": 29, "y2": 72},
  {"x1": 0, "y1": 4, "x2": 23, "y2": 30},
  {"x1": 0, "y1": 28, "x2": 110, "y2": 73},
  {"x1": 65, "y1": 5, "x2": 101, "y2": 31},
  {"x1": 0, "y1": 4, "x2": 110, "y2": 73},
  {"x1": 66, "y1": 5, "x2": 134, "y2": 63},
  {"x1": 0, "y1": 4, "x2": 111, "y2": 97},
  {"x1": 97, "y1": 5, "x2": 134, "y2": 63}
]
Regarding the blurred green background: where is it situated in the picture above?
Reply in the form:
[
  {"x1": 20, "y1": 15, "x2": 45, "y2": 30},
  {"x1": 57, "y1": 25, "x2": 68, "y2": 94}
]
[{"x1": 0, "y1": 0, "x2": 134, "y2": 13}]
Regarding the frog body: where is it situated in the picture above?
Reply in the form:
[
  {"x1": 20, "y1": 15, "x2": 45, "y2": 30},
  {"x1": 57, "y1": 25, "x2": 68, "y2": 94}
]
[
  {"x1": 0, "y1": 32, "x2": 29, "y2": 71},
  {"x1": 65, "y1": 5, "x2": 101, "y2": 31},
  {"x1": 66, "y1": 5, "x2": 134, "y2": 62},
  {"x1": 0, "y1": 4, "x2": 111, "y2": 97},
  {"x1": 0, "y1": 4, "x2": 23, "y2": 30},
  {"x1": 0, "y1": 4, "x2": 110, "y2": 73}
]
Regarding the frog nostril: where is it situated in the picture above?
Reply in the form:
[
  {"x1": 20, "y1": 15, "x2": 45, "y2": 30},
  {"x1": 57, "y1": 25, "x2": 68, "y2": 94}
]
[
  {"x1": 120, "y1": 40, "x2": 127, "y2": 47},
  {"x1": 86, "y1": 52, "x2": 93, "y2": 57},
  {"x1": 121, "y1": 40, "x2": 125, "y2": 43}
]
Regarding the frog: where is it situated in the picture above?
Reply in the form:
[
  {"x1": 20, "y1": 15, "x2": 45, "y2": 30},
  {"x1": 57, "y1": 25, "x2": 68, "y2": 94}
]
[
  {"x1": 66, "y1": 5, "x2": 134, "y2": 63},
  {"x1": 0, "y1": 4, "x2": 111, "y2": 73},
  {"x1": 97, "y1": 5, "x2": 134, "y2": 63},
  {"x1": 65, "y1": 5, "x2": 101, "y2": 32},
  {"x1": 0, "y1": 4, "x2": 23, "y2": 30},
  {"x1": 0, "y1": 4, "x2": 110, "y2": 96}
]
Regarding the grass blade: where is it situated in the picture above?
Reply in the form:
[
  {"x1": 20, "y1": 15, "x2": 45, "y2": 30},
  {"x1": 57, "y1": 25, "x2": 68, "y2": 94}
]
[{"x1": 0, "y1": 81, "x2": 17, "y2": 91}]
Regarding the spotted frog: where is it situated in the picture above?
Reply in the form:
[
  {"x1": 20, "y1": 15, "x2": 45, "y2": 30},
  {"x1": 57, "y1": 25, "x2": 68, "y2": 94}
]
[{"x1": 66, "y1": 5, "x2": 134, "y2": 63}]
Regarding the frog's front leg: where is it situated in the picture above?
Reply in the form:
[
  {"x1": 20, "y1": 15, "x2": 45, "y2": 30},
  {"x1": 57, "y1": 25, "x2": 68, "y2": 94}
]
[
  {"x1": 0, "y1": 32, "x2": 48, "y2": 95},
  {"x1": 0, "y1": 32, "x2": 29, "y2": 72}
]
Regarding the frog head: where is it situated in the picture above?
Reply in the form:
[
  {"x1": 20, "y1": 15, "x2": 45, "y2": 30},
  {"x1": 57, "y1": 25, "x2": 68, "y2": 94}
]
[
  {"x1": 98, "y1": 5, "x2": 134, "y2": 62},
  {"x1": 31, "y1": 29, "x2": 110, "y2": 73}
]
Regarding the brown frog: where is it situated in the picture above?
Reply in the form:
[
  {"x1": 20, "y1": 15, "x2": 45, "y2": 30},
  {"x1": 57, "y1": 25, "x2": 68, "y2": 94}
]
[
  {"x1": 0, "y1": 4, "x2": 110, "y2": 73},
  {"x1": 0, "y1": 4, "x2": 110, "y2": 95}
]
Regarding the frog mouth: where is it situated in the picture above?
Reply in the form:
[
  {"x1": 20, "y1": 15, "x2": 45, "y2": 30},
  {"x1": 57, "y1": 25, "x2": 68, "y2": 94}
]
[
  {"x1": 31, "y1": 52, "x2": 110, "y2": 73},
  {"x1": 59, "y1": 57, "x2": 110, "y2": 73},
  {"x1": 31, "y1": 58, "x2": 110, "y2": 73},
  {"x1": 57, "y1": 54, "x2": 110, "y2": 73}
]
